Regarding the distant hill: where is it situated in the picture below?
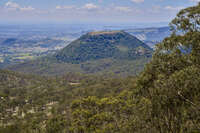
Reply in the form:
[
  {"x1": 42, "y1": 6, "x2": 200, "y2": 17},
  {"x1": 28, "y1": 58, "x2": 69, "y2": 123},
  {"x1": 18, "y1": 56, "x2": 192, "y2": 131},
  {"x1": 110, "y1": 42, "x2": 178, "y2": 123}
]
[
  {"x1": 8, "y1": 31, "x2": 153, "y2": 76},
  {"x1": 1, "y1": 38, "x2": 17, "y2": 46},
  {"x1": 55, "y1": 31, "x2": 152, "y2": 63},
  {"x1": 0, "y1": 26, "x2": 170, "y2": 69},
  {"x1": 125, "y1": 27, "x2": 171, "y2": 48}
]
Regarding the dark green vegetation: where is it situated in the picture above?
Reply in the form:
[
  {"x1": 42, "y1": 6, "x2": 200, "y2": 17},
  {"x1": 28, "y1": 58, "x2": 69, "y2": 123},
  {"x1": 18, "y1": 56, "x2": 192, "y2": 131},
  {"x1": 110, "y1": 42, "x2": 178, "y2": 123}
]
[
  {"x1": 0, "y1": 24, "x2": 171, "y2": 69},
  {"x1": 55, "y1": 31, "x2": 152, "y2": 63},
  {"x1": 8, "y1": 57, "x2": 150, "y2": 76},
  {"x1": 1, "y1": 3, "x2": 200, "y2": 133},
  {"x1": 0, "y1": 69, "x2": 136, "y2": 133},
  {"x1": 8, "y1": 31, "x2": 152, "y2": 76}
]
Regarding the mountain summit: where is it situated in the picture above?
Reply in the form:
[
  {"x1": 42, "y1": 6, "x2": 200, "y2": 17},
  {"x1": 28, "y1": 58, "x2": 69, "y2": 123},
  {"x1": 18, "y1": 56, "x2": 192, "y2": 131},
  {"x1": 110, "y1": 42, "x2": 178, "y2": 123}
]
[
  {"x1": 55, "y1": 31, "x2": 152, "y2": 63},
  {"x1": 8, "y1": 31, "x2": 153, "y2": 76}
]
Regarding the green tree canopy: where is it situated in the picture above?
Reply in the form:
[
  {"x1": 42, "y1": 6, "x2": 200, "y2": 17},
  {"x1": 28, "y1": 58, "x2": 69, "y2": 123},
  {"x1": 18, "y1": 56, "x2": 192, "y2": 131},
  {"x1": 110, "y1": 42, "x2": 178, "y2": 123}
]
[{"x1": 136, "y1": 3, "x2": 200, "y2": 133}]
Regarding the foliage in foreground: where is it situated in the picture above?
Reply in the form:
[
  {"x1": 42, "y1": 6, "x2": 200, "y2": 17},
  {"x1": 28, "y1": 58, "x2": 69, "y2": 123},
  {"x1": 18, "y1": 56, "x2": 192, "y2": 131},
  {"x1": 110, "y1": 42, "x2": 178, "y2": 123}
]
[{"x1": 1, "y1": 3, "x2": 200, "y2": 133}]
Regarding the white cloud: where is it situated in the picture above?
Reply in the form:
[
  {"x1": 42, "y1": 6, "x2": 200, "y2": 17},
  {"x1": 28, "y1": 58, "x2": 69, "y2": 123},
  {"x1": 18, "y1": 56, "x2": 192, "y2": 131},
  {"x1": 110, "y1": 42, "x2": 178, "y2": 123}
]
[
  {"x1": 190, "y1": 0, "x2": 200, "y2": 2},
  {"x1": 83, "y1": 3, "x2": 98, "y2": 10},
  {"x1": 115, "y1": 6, "x2": 132, "y2": 12},
  {"x1": 165, "y1": 6, "x2": 184, "y2": 11},
  {"x1": 5, "y1": 1, "x2": 20, "y2": 9},
  {"x1": 20, "y1": 6, "x2": 35, "y2": 11},
  {"x1": 131, "y1": 0, "x2": 144, "y2": 3},
  {"x1": 5, "y1": 1, "x2": 34, "y2": 11},
  {"x1": 56, "y1": 5, "x2": 75, "y2": 10}
]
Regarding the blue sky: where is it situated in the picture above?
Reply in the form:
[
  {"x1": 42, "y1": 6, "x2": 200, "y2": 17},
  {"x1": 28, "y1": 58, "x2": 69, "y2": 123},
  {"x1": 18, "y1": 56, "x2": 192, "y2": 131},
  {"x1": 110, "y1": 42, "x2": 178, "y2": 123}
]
[{"x1": 0, "y1": 0, "x2": 199, "y2": 24}]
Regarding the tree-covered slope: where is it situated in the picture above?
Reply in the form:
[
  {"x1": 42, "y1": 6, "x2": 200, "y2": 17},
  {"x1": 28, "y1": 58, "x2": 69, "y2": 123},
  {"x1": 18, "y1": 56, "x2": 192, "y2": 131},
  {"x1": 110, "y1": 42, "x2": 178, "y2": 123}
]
[
  {"x1": 0, "y1": 69, "x2": 136, "y2": 133},
  {"x1": 8, "y1": 31, "x2": 152, "y2": 76},
  {"x1": 8, "y1": 57, "x2": 150, "y2": 76},
  {"x1": 67, "y1": 4, "x2": 200, "y2": 133},
  {"x1": 1, "y1": 3, "x2": 200, "y2": 133},
  {"x1": 55, "y1": 31, "x2": 152, "y2": 63}
]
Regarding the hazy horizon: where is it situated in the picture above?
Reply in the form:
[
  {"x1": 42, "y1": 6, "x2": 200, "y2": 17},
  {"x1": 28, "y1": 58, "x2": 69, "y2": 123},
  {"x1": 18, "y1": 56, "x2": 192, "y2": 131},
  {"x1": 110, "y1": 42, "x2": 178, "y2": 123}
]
[
  {"x1": 0, "y1": 0, "x2": 199, "y2": 24},
  {"x1": 0, "y1": 21, "x2": 170, "y2": 29}
]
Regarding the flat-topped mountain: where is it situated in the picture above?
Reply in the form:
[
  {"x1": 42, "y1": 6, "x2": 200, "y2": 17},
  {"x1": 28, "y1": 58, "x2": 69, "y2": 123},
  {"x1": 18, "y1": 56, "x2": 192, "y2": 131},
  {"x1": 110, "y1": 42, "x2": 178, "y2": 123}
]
[
  {"x1": 88, "y1": 31, "x2": 123, "y2": 35},
  {"x1": 55, "y1": 31, "x2": 152, "y2": 63},
  {"x1": 8, "y1": 31, "x2": 153, "y2": 76}
]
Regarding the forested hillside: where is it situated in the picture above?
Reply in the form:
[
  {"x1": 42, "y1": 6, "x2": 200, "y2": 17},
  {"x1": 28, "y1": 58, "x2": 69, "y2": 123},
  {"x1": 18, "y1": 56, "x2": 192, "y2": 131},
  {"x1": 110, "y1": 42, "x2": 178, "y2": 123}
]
[
  {"x1": 0, "y1": 69, "x2": 136, "y2": 133},
  {"x1": 55, "y1": 31, "x2": 152, "y2": 63},
  {"x1": 1, "y1": 3, "x2": 200, "y2": 133},
  {"x1": 8, "y1": 31, "x2": 152, "y2": 76}
]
